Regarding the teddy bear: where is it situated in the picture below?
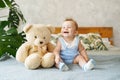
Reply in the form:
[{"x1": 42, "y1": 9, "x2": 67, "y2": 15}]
[{"x1": 16, "y1": 24, "x2": 55, "y2": 69}]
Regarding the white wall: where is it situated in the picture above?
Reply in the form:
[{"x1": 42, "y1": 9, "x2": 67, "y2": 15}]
[{"x1": 15, "y1": 0, "x2": 120, "y2": 47}]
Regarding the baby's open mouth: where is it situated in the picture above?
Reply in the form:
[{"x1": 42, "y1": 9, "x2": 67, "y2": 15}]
[{"x1": 64, "y1": 31, "x2": 69, "y2": 33}]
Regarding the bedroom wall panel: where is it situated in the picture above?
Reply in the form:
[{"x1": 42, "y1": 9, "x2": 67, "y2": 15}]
[{"x1": 8, "y1": 0, "x2": 120, "y2": 47}]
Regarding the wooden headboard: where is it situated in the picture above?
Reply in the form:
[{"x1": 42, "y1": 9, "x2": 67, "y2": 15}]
[{"x1": 54, "y1": 27, "x2": 113, "y2": 45}]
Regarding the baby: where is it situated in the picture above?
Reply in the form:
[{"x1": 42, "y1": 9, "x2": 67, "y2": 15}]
[{"x1": 53, "y1": 18, "x2": 95, "y2": 71}]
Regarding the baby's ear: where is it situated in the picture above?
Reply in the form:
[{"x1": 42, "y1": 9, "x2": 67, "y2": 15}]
[
  {"x1": 23, "y1": 24, "x2": 32, "y2": 33},
  {"x1": 47, "y1": 25, "x2": 55, "y2": 33},
  {"x1": 75, "y1": 31, "x2": 78, "y2": 35}
]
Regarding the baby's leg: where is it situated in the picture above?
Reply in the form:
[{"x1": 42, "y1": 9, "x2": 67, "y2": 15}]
[
  {"x1": 83, "y1": 59, "x2": 95, "y2": 71},
  {"x1": 58, "y1": 62, "x2": 69, "y2": 71},
  {"x1": 55, "y1": 59, "x2": 69, "y2": 71},
  {"x1": 74, "y1": 55, "x2": 95, "y2": 71},
  {"x1": 73, "y1": 54, "x2": 87, "y2": 67}
]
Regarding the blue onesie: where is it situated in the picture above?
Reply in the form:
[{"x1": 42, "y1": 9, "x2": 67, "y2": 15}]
[{"x1": 59, "y1": 36, "x2": 80, "y2": 64}]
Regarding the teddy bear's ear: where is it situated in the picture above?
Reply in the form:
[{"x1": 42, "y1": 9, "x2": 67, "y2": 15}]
[
  {"x1": 23, "y1": 24, "x2": 32, "y2": 33},
  {"x1": 47, "y1": 25, "x2": 55, "y2": 33}
]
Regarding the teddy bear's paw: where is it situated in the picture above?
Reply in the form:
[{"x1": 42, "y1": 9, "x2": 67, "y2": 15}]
[
  {"x1": 41, "y1": 53, "x2": 55, "y2": 68},
  {"x1": 25, "y1": 54, "x2": 41, "y2": 69}
]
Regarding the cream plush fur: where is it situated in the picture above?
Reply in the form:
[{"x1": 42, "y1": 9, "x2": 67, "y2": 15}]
[{"x1": 16, "y1": 24, "x2": 55, "y2": 69}]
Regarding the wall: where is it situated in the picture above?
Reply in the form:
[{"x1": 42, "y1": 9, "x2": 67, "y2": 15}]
[{"x1": 14, "y1": 0, "x2": 120, "y2": 47}]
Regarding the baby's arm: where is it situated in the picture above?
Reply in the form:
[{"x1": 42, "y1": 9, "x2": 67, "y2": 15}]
[
  {"x1": 78, "y1": 41, "x2": 96, "y2": 71},
  {"x1": 78, "y1": 41, "x2": 89, "y2": 62},
  {"x1": 53, "y1": 40, "x2": 69, "y2": 71},
  {"x1": 53, "y1": 40, "x2": 62, "y2": 64}
]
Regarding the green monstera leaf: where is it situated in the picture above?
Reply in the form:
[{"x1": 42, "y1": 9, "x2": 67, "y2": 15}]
[
  {"x1": 0, "y1": 0, "x2": 26, "y2": 58},
  {"x1": 0, "y1": 23, "x2": 25, "y2": 57}
]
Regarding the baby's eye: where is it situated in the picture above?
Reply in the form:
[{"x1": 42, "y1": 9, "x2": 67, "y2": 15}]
[
  {"x1": 34, "y1": 36, "x2": 37, "y2": 38},
  {"x1": 68, "y1": 26, "x2": 72, "y2": 28}
]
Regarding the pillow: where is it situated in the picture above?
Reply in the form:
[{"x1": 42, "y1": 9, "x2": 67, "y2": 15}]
[
  {"x1": 50, "y1": 33, "x2": 108, "y2": 50},
  {"x1": 79, "y1": 33, "x2": 108, "y2": 50},
  {"x1": 102, "y1": 38, "x2": 111, "y2": 47},
  {"x1": 50, "y1": 34, "x2": 60, "y2": 46},
  {"x1": 79, "y1": 34, "x2": 91, "y2": 50}
]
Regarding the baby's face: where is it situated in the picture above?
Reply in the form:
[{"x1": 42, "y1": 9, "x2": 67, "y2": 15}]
[{"x1": 61, "y1": 21, "x2": 77, "y2": 37}]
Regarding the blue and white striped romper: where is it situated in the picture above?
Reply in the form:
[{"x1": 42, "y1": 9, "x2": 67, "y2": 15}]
[{"x1": 59, "y1": 36, "x2": 80, "y2": 64}]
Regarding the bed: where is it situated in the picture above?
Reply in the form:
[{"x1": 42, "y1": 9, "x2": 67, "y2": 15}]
[{"x1": 0, "y1": 27, "x2": 120, "y2": 80}]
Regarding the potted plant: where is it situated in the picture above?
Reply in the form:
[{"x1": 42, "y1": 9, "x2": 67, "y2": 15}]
[{"x1": 0, "y1": 0, "x2": 26, "y2": 58}]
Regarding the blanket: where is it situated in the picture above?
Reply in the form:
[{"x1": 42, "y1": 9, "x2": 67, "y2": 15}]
[{"x1": 0, "y1": 50, "x2": 120, "y2": 80}]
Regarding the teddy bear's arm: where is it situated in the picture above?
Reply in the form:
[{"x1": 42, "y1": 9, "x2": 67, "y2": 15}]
[
  {"x1": 47, "y1": 42, "x2": 55, "y2": 52},
  {"x1": 16, "y1": 42, "x2": 31, "y2": 63}
]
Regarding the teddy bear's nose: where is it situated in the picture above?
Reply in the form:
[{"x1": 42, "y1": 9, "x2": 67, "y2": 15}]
[{"x1": 40, "y1": 41, "x2": 43, "y2": 44}]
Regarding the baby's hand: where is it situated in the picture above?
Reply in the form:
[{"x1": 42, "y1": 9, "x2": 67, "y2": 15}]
[{"x1": 55, "y1": 56, "x2": 61, "y2": 64}]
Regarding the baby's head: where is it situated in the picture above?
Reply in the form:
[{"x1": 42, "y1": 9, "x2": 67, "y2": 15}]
[
  {"x1": 61, "y1": 18, "x2": 78, "y2": 37},
  {"x1": 63, "y1": 18, "x2": 78, "y2": 30}
]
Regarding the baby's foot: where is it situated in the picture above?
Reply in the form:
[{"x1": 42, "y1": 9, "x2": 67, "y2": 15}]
[
  {"x1": 58, "y1": 62, "x2": 69, "y2": 71},
  {"x1": 83, "y1": 59, "x2": 96, "y2": 71}
]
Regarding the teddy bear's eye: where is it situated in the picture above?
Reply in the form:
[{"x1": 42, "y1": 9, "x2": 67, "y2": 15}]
[
  {"x1": 34, "y1": 36, "x2": 37, "y2": 38},
  {"x1": 43, "y1": 37, "x2": 46, "y2": 39}
]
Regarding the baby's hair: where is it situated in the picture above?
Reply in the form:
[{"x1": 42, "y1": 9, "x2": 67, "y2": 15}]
[{"x1": 64, "y1": 18, "x2": 78, "y2": 30}]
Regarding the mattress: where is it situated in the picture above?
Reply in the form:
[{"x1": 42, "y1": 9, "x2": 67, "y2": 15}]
[
  {"x1": 0, "y1": 46, "x2": 120, "y2": 80},
  {"x1": 88, "y1": 46, "x2": 120, "y2": 55}
]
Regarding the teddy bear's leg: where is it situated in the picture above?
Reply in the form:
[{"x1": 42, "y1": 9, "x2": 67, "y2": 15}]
[
  {"x1": 25, "y1": 53, "x2": 41, "y2": 69},
  {"x1": 41, "y1": 53, "x2": 55, "y2": 68}
]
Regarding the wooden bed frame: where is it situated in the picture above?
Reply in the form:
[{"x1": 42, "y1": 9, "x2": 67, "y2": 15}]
[{"x1": 54, "y1": 27, "x2": 113, "y2": 45}]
